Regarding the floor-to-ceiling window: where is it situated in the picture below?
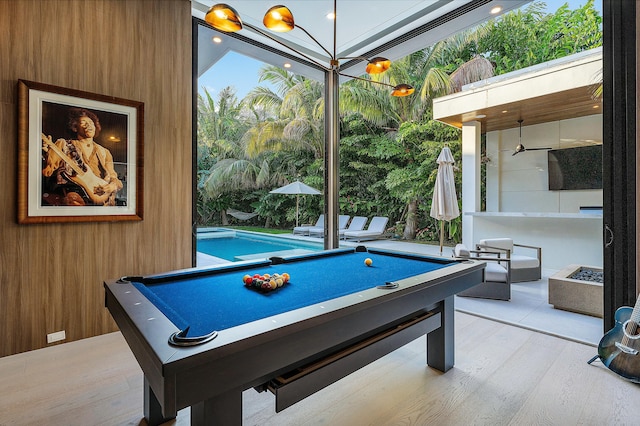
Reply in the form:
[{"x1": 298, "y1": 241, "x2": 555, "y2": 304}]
[{"x1": 192, "y1": 0, "x2": 634, "y2": 329}]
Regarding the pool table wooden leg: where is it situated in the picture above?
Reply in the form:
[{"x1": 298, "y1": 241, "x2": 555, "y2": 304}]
[
  {"x1": 191, "y1": 388, "x2": 243, "y2": 426},
  {"x1": 144, "y1": 377, "x2": 176, "y2": 425},
  {"x1": 426, "y1": 295, "x2": 454, "y2": 372}
]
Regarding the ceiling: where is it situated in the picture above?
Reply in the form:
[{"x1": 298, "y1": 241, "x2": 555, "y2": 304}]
[
  {"x1": 192, "y1": 0, "x2": 529, "y2": 80},
  {"x1": 439, "y1": 85, "x2": 603, "y2": 133}
]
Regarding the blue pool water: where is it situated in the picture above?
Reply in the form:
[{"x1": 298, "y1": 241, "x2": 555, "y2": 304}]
[{"x1": 197, "y1": 229, "x2": 324, "y2": 261}]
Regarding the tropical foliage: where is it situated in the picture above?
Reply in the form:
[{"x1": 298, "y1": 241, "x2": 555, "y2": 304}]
[
  {"x1": 479, "y1": 0, "x2": 602, "y2": 74},
  {"x1": 195, "y1": 0, "x2": 602, "y2": 244}
]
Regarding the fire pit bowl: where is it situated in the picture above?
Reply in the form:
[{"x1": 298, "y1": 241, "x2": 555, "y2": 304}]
[{"x1": 548, "y1": 264, "x2": 603, "y2": 317}]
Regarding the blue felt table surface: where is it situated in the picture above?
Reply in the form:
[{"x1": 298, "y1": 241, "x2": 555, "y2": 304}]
[{"x1": 132, "y1": 251, "x2": 452, "y2": 336}]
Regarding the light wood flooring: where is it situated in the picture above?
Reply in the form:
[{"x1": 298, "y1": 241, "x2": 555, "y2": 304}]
[{"x1": 1, "y1": 312, "x2": 638, "y2": 426}]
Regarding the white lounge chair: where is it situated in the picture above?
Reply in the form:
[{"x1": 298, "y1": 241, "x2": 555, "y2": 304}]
[
  {"x1": 308, "y1": 215, "x2": 350, "y2": 237},
  {"x1": 343, "y1": 216, "x2": 389, "y2": 242},
  {"x1": 293, "y1": 215, "x2": 324, "y2": 235},
  {"x1": 339, "y1": 216, "x2": 368, "y2": 239}
]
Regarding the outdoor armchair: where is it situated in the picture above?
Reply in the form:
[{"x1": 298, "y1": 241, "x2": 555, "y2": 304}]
[
  {"x1": 477, "y1": 238, "x2": 541, "y2": 282},
  {"x1": 454, "y1": 243, "x2": 511, "y2": 301}
]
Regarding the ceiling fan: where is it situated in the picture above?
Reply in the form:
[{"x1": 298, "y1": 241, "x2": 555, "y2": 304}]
[{"x1": 512, "y1": 119, "x2": 552, "y2": 156}]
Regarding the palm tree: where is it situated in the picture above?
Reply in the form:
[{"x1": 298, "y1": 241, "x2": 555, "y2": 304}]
[
  {"x1": 339, "y1": 32, "x2": 495, "y2": 239},
  {"x1": 197, "y1": 86, "x2": 290, "y2": 224},
  {"x1": 243, "y1": 66, "x2": 325, "y2": 160},
  {"x1": 198, "y1": 33, "x2": 495, "y2": 231},
  {"x1": 196, "y1": 86, "x2": 247, "y2": 224}
]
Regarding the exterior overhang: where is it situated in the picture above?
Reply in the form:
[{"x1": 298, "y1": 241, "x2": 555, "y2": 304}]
[{"x1": 433, "y1": 47, "x2": 603, "y2": 132}]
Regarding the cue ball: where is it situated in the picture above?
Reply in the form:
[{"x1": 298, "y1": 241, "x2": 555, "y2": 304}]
[{"x1": 364, "y1": 258, "x2": 373, "y2": 266}]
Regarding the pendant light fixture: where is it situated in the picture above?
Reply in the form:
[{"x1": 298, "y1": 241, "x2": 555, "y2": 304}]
[{"x1": 205, "y1": 2, "x2": 415, "y2": 97}]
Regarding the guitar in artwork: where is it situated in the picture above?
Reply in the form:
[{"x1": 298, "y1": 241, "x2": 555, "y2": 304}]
[
  {"x1": 41, "y1": 135, "x2": 113, "y2": 205},
  {"x1": 595, "y1": 296, "x2": 640, "y2": 383}
]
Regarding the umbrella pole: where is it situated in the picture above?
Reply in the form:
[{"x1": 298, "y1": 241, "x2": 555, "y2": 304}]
[
  {"x1": 296, "y1": 195, "x2": 299, "y2": 227},
  {"x1": 439, "y1": 220, "x2": 444, "y2": 255}
]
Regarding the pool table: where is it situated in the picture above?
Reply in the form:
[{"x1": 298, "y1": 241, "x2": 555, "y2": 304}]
[{"x1": 104, "y1": 246, "x2": 484, "y2": 425}]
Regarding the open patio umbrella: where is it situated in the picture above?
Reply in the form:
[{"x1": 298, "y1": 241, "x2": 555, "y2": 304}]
[
  {"x1": 270, "y1": 180, "x2": 321, "y2": 227},
  {"x1": 430, "y1": 146, "x2": 460, "y2": 255}
]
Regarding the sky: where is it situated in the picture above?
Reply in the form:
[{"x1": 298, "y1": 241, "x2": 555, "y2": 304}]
[{"x1": 197, "y1": 0, "x2": 602, "y2": 101}]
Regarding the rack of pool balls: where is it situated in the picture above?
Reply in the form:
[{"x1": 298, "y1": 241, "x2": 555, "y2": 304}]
[{"x1": 243, "y1": 272, "x2": 290, "y2": 292}]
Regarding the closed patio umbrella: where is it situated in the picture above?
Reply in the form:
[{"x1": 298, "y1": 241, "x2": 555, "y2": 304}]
[
  {"x1": 430, "y1": 146, "x2": 460, "y2": 254},
  {"x1": 270, "y1": 180, "x2": 321, "y2": 227}
]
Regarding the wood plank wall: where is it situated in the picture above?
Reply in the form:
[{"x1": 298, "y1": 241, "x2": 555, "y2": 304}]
[{"x1": 0, "y1": 0, "x2": 192, "y2": 357}]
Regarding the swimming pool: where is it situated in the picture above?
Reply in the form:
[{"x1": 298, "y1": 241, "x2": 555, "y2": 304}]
[{"x1": 197, "y1": 229, "x2": 324, "y2": 262}]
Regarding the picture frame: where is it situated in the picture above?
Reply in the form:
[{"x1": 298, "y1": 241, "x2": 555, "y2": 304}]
[{"x1": 17, "y1": 80, "x2": 144, "y2": 224}]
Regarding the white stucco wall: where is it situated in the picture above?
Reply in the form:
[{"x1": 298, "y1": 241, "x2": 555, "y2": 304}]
[
  {"x1": 473, "y1": 115, "x2": 603, "y2": 270},
  {"x1": 486, "y1": 115, "x2": 603, "y2": 214}
]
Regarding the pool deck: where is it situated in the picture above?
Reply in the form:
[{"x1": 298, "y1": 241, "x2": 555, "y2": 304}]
[{"x1": 196, "y1": 251, "x2": 232, "y2": 266}]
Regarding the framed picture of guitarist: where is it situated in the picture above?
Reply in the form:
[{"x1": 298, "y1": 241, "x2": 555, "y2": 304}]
[{"x1": 18, "y1": 80, "x2": 144, "y2": 224}]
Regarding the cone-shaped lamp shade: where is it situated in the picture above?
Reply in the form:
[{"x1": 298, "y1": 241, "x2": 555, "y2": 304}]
[
  {"x1": 391, "y1": 84, "x2": 415, "y2": 97},
  {"x1": 365, "y1": 57, "x2": 391, "y2": 74},
  {"x1": 205, "y1": 3, "x2": 243, "y2": 32},
  {"x1": 264, "y1": 5, "x2": 295, "y2": 32}
]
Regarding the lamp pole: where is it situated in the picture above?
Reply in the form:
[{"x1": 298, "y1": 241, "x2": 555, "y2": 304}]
[{"x1": 324, "y1": 67, "x2": 340, "y2": 249}]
